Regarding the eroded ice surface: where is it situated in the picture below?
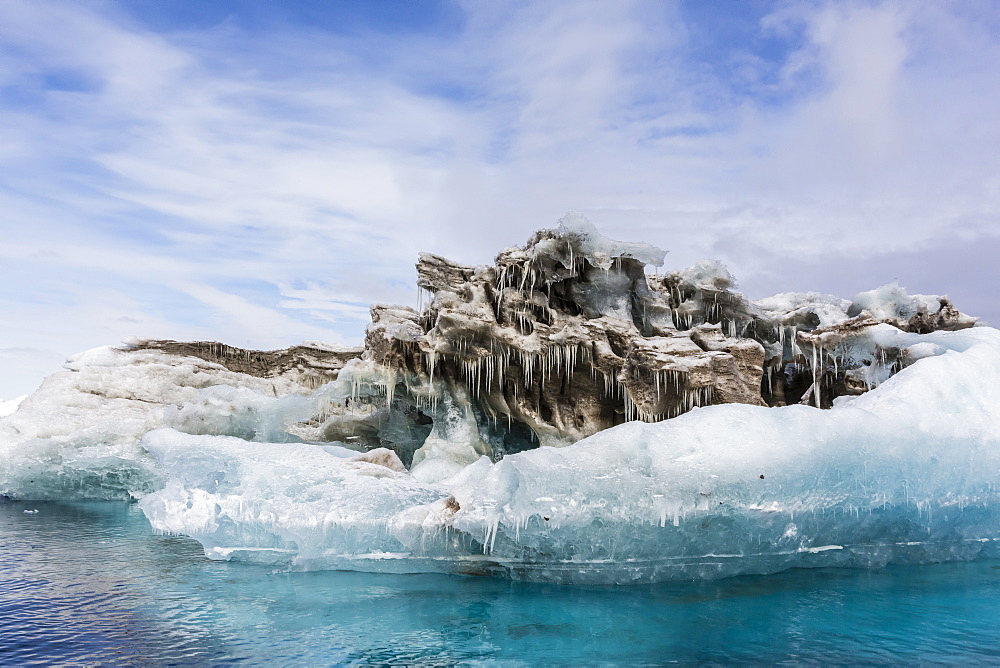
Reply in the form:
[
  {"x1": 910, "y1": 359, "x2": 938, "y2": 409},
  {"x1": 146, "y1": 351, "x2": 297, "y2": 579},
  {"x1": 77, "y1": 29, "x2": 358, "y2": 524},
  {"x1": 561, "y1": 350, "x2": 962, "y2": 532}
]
[
  {"x1": 2, "y1": 330, "x2": 998, "y2": 583},
  {"x1": 0, "y1": 346, "x2": 318, "y2": 500},
  {"x1": 550, "y1": 211, "x2": 668, "y2": 269},
  {"x1": 130, "y1": 327, "x2": 1000, "y2": 583},
  {"x1": 0, "y1": 216, "x2": 995, "y2": 583}
]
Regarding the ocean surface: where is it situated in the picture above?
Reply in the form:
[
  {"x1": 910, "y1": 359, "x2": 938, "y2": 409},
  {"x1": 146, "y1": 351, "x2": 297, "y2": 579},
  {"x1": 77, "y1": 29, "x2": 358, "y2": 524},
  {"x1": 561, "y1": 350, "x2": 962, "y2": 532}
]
[{"x1": 2, "y1": 500, "x2": 999, "y2": 666}]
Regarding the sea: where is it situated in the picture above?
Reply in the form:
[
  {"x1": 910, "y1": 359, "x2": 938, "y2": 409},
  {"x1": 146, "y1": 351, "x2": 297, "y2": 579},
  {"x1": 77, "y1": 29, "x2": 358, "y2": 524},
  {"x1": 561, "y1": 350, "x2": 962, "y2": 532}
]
[{"x1": 2, "y1": 499, "x2": 999, "y2": 665}]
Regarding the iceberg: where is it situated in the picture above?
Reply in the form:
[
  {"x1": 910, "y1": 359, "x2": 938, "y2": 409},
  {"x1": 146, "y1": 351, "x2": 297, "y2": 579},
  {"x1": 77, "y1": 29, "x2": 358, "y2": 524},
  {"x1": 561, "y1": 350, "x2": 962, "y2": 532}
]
[
  {"x1": 0, "y1": 342, "x2": 360, "y2": 499},
  {"x1": 135, "y1": 326, "x2": 1000, "y2": 583},
  {"x1": 2, "y1": 216, "x2": 996, "y2": 583}
]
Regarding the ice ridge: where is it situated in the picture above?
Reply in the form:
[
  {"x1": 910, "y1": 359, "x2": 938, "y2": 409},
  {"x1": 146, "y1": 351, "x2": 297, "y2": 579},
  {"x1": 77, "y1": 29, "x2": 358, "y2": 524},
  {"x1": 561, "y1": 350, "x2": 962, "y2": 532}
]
[{"x1": 1, "y1": 216, "x2": 996, "y2": 584}]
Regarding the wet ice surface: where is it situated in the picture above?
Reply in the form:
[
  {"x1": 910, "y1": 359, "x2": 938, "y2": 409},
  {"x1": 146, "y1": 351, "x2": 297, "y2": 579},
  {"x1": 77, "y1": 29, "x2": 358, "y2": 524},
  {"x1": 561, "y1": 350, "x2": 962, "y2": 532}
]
[
  {"x1": 129, "y1": 327, "x2": 1000, "y2": 582},
  {"x1": 2, "y1": 327, "x2": 999, "y2": 584},
  {"x1": 2, "y1": 500, "x2": 1000, "y2": 665}
]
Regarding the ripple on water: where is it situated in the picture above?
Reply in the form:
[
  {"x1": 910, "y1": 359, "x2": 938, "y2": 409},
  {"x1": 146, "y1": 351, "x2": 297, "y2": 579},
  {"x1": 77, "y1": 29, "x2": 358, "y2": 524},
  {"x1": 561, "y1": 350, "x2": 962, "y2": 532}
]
[{"x1": 1, "y1": 499, "x2": 999, "y2": 665}]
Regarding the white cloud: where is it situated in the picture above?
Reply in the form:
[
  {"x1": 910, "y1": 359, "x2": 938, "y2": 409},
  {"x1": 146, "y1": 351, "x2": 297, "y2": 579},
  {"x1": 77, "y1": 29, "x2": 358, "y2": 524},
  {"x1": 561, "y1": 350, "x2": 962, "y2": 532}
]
[{"x1": 0, "y1": 0, "x2": 997, "y2": 397}]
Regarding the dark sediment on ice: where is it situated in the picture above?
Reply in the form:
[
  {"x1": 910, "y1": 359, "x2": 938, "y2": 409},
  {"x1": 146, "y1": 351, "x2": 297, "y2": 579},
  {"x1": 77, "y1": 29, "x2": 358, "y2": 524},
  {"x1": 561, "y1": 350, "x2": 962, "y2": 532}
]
[{"x1": 123, "y1": 216, "x2": 978, "y2": 471}]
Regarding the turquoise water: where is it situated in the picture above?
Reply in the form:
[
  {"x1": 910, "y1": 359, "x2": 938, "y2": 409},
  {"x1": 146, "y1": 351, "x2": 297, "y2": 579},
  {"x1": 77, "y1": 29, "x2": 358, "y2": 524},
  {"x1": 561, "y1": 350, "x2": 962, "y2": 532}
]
[{"x1": 2, "y1": 500, "x2": 999, "y2": 665}]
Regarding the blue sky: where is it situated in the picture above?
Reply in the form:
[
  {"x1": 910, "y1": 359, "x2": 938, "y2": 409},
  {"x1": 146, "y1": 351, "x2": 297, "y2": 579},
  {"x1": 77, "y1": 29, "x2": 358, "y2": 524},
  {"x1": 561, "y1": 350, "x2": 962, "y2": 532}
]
[{"x1": 1, "y1": 0, "x2": 998, "y2": 397}]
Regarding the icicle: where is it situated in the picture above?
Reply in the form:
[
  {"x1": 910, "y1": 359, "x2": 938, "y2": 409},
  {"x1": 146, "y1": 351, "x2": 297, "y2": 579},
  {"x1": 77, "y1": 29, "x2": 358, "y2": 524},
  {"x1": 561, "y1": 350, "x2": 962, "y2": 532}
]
[
  {"x1": 812, "y1": 343, "x2": 821, "y2": 408},
  {"x1": 385, "y1": 367, "x2": 397, "y2": 409}
]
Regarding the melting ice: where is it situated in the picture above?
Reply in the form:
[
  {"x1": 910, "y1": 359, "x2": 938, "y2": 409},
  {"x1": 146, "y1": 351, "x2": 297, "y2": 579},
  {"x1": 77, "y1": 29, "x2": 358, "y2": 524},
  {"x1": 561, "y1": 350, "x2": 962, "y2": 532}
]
[
  {"x1": 133, "y1": 327, "x2": 1000, "y2": 583},
  {"x1": 1, "y1": 219, "x2": 998, "y2": 584}
]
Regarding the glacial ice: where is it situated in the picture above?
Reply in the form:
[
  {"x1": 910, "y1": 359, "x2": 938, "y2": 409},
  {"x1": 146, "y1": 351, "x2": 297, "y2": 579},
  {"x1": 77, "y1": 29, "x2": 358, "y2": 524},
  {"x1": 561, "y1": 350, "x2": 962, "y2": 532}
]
[
  {"x1": 1, "y1": 218, "x2": 997, "y2": 584},
  {"x1": 0, "y1": 345, "x2": 335, "y2": 499},
  {"x1": 549, "y1": 212, "x2": 668, "y2": 270},
  {"x1": 0, "y1": 395, "x2": 26, "y2": 418},
  {"x1": 132, "y1": 327, "x2": 1000, "y2": 583},
  {"x1": 138, "y1": 430, "x2": 447, "y2": 567}
]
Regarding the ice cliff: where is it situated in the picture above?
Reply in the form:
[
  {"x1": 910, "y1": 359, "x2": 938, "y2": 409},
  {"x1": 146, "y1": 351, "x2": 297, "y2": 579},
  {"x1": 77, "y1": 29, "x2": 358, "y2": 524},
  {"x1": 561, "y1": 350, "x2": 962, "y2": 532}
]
[{"x1": 1, "y1": 215, "x2": 995, "y2": 583}]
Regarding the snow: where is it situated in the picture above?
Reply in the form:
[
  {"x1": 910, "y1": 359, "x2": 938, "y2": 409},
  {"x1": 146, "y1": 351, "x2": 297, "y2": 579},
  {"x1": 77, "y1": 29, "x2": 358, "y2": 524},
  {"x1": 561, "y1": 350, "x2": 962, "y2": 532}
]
[
  {"x1": 753, "y1": 292, "x2": 852, "y2": 329},
  {"x1": 673, "y1": 259, "x2": 736, "y2": 292},
  {"x1": 552, "y1": 212, "x2": 667, "y2": 269},
  {"x1": 848, "y1": 282, "x2": 941, "y2": 325}
]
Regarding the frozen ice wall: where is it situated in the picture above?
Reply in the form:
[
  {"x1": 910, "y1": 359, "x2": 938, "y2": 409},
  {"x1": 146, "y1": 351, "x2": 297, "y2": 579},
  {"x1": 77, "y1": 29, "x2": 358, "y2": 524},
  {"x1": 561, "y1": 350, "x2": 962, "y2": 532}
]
[
  {"x1": 135, "y1": 327, "x2": 1000, "y2": 583},
  {"x1": 1, "y1": 219, "x2": 995, "y2": 584},
  {"x1": 138, "y1": 430, "x2": 448, "y2": 568},
  {"x1": 0, "y1": 344, "x2": 331, "y2": 500}
]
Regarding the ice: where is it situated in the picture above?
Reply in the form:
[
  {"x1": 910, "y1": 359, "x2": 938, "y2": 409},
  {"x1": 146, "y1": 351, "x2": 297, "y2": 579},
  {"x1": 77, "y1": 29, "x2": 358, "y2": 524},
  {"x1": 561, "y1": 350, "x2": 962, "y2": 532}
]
[
  {"x1": 408, "y1": 386, "x2": 492, "y2": 483},
  {"x1": 137, "y1": 429, "x2": 449, "y2": 569},
  {"x1": 0, "y1": 345, "x2": 322, "y2": 500},
  {"x1": 136, "y1": 327, "x2": 1000, "y2": 583},
  {"x1": 444, "y1": 328, "x2": 1000, "y2": 582},
  {"x1": 846, "y1": 282, "x2": 978, "y2": 332},
  {"x1": 1, "y1": 220, "x2": 997, "y2": 583},
  {"x1": 849, "y1": 282, "x2": 940, "y2": 324},
  {"x1": 659, "y1": 259, "x2": 758, "y2": 335},
  {"x1": 753, "y1": 292, "x2": 852, "y2": 330},
  {"x1": 0, "y1": 395, "x2": 26, "y2": 418},
  {"x1": 567, "y1": 264, "x2": 636, "y2": 321},
  {"x1": 294, "y1": 357, "x2": 487, "y2": 480},
  {"x1": 673, "y1": 259, "x2": 736, "y2": 292},
  {"x1": 551, "y1": 212, "x2": 667, "y2": 270}
]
